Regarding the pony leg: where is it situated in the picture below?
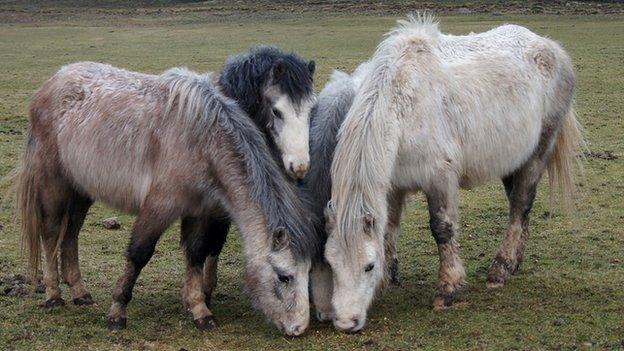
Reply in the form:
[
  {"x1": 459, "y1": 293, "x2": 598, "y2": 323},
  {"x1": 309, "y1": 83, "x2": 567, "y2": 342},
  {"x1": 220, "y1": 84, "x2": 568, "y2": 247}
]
[
  {"x1": 60, "y1": 193, "x2": 94, "y2": 306},
  {"x1": 180, "y1": 217, "x2": 228, "y2": 330},
  {"x1": 487, "y1": 157, "x2": 547, "y2": 288},
  {"x1": 310, "y1": 261, "x2": 334, "y2": 322},
  {"x1": 385, "y1": 189, "x2": 406, "y2": 287},
  {"x1": 201, "y1": 218, "x2": 229, "y2": 308},
  {"x1": 107, "y1": 192, "x2": 178, "y2": 330},
  {"x1": 39, "y1": 178, "x2": 72, "y2": 308},
  {"x1": 425, "y1": 178, "x2": 466, "y2": 310}
]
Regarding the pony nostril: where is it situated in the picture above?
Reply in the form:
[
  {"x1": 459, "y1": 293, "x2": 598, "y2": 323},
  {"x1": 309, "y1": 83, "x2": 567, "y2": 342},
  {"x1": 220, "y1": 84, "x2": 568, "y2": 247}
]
[
  {"x1": 351, "y1": 318, "x2": 359, "y2": 327},
  {"x1": 291, "y1": 325, "x2": 302, "y2": 335},
  {"x1": 288, "y1": 162, "x2": 295, "y2": 174}
]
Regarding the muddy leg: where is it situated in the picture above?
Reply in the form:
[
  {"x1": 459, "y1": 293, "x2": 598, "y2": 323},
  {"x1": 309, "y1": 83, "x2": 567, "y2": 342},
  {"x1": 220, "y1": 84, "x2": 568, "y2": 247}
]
[
  {"x1": 310, "y1": 261, "x2": 334, "y2": 322},
  {"x1": 487, "y1": 158, "x2": 547, "y2": 288},
  {"x1": 180, "y1": 217, "x2": 228, "y2": 330},
  {"x1": 39, "y1": 181, "x2": 72, "y2": 308},
  {"x1": 107, "y1": 193, "x2": 178, "y2": 330},
  {"x1": 425, "y1": 178, "x2": 466, "y2": 310},
  {"x1": 201, "y1": 218, "x2": 229, "y2": 308},
  {"x1": 42, "y1": 224, "x2": 65, "y2": 308},
  {"x1": 60, "y1": 193, "x2": 94, "y2": 306},
  {"x1": 385, "y1": 189, "x2": 406, "y2": 287}
]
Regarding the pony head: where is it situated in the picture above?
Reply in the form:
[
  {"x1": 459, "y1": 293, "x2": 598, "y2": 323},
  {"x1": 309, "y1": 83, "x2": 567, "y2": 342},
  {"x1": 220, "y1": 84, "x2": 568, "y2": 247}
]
[
  {"x1": 219, "y1": 46, "x2": 316, "y2": 180},
  {"x1": 323, "y1": 202, "x2": 386, "y2": 333},
  {"x1": 246, "y1": 228, "x2": 312, "y2": 336}
]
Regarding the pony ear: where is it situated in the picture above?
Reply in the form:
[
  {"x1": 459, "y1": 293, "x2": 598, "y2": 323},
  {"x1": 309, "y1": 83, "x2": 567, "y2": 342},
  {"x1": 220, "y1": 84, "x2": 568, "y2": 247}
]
[
  {"x1": 363, "y1": 213, "x2": 375, "y2": 235},
  {"x1": 307, "y1": 60, "x2": 316, "y2": 76},
  {"x1": 271, "y1": 59, "x2": 285, "y2": 80},
  {"x1": 271, "y1": 227, "x2": 290, "y2": 251}
]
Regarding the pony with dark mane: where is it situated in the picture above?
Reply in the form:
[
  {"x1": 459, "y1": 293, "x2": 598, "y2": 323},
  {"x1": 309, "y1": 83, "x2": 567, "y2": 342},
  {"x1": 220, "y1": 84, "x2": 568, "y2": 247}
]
[
  {"x1": 18, "y1": 49, "x2": 318, "y2": 336},
  {"x1": 188, "y1": 46, "x2": 317, "y2": 319}
]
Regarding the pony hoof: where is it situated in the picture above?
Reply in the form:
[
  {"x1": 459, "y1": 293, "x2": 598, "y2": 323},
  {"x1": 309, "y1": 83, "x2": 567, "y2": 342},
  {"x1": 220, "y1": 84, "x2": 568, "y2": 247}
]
[
  {"x1": 107, "y1": 317, "x2": 127, "y2": 330},
  {"x1": 432, "y1": 294, "x2": 454, "y2": 310},
  {"x1": 73, "y1": 294, "x2": 94, "y2": 306},
  {"x1": 194, "y1": 316, "x2": 217, "y2": 330},
  {"x1": 487, "y1": 257, "x2": 512, "y2": 286},
  {"x1": 44, "y1": 298, "x2": 66, "y2": 308}
]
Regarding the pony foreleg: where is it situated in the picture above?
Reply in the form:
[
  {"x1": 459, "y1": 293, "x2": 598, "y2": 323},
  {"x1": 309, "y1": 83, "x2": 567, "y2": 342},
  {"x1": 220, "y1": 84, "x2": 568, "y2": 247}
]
[
  {"x1": 425, "y1": 180, "x2": 466, "y2": 310},
  {"x1": 487, "y1": 157, "x2": 546, "y2": 288},
  {"x1": 60, "y1": 193, "x2": 93, "y2": 306},
  {"x1": 201, "y1": 218, "x2": 229, "y2": 308},
  {"x1": 107, "y1": 193, "x2": 178, "y2": 330},
  {"x1": 310, "y1": 261, "x2": 334, "y2": 322},
  {"x1": 180, "y1": 216, "x2": 228, "y2": 330},
  {"x1": 384, "y1": 189, "x2": 406, "y2": 287}
]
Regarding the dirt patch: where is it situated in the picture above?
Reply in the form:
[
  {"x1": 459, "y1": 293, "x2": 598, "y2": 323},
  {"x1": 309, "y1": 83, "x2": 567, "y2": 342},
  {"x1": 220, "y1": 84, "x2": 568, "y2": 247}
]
[
  {"x1": 1, "y1": 273, "x2": 45, "y2": 297},
  {"x1": 584, "y1": 150, "x2": 618, "y2": 160}
]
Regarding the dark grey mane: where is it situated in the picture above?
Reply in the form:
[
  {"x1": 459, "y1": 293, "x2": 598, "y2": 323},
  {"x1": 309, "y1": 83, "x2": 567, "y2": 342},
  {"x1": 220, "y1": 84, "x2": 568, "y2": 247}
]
[
  {"x1": 218, "y1": 45, "x2": 315, "y2": 163},
  {"x1": 303, "y1": 70, "x2": 357, "y2": 247}
]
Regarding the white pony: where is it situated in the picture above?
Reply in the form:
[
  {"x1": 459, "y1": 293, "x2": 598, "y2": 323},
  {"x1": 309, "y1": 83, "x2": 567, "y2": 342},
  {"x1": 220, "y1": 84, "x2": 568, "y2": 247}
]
[{"x1": 325, "y1": 14, "x2": 584, "y2": 332}]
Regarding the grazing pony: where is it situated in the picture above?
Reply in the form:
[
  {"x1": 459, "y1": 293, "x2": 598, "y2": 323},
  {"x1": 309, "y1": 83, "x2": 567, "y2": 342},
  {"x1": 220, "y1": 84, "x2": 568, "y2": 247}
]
[
  {"x1": 324, "y1": 15, "x2": 584, "y2": 332},
  {"x1": 19, "y1": 61, "x2": 319, "y2": 336},
  {"x1": 303, "y1": 63, "x2": 373, "y2": 322},
  {"x1": 185, "y1": 46, "x2": 316, "y2": 316}
]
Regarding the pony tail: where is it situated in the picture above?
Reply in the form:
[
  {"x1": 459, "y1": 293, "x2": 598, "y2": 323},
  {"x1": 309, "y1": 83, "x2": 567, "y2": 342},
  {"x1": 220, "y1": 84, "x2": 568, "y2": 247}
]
[
  {"x1": 17, "y1": 132, "x2": 43, "y2": 281},
  {"x1": 547, "y1": 106, "x2": 586, "y2": 211}
]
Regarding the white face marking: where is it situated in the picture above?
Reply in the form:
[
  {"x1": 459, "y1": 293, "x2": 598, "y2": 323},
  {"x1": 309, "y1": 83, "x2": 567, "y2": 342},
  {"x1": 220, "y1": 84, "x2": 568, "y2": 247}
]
[
  {"x1": 324, "y1": 232, "x2": 383, "y2": 333},
  {"x1": 270, "y1": 93, "x2": 313, "y2": 180}
]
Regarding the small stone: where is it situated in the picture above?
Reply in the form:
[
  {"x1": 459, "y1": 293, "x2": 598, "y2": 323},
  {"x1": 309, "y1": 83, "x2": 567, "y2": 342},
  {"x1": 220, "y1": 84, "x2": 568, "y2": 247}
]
[
  {"x1": 456, "y1": 7, "x2": 472, "y2": 14},
  {"x1": 102, "y1": 217, "x2": 121, "y2": 230},
  {"x1": 492, "y1": 11, "x2": 503, "y2": 16}
]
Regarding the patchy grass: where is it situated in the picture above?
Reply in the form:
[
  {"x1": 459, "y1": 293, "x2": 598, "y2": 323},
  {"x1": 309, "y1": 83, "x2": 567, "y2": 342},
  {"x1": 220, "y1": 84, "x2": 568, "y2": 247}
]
[{"x1": 1, "y1": 11, "x2": 623, "y2": 351}]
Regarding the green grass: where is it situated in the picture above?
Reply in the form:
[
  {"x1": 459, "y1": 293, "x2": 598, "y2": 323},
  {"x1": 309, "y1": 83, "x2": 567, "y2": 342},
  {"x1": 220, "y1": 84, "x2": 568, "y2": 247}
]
[{"x1": 1, "y1": 12, "x2": 623, "y2": 351}]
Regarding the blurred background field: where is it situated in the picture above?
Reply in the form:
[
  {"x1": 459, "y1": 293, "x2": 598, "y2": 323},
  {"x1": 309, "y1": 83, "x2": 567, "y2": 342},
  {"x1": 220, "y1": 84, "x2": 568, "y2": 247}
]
[{"x1": 0, "y1": 1, "x2": 623, "y2": 350}]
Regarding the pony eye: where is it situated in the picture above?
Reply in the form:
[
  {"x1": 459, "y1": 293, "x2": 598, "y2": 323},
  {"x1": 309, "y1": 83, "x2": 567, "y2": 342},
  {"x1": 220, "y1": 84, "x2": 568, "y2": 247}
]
[
  {"x1": 272, "y1": 108, "x2": 282, "y2": 119},
  {"x1": 278, "y1": 274, "x2": 291, "y2": 283},
  {"x1": 364, "y1": 263, "x2": 375, "y2": 272}
]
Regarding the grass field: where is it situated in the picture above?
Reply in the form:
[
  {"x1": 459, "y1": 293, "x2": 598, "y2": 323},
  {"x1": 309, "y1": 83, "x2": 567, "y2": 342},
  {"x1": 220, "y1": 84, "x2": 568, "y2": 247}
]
[{"x1": 0, "y1": 6, "x2": 623, "y2": 351}]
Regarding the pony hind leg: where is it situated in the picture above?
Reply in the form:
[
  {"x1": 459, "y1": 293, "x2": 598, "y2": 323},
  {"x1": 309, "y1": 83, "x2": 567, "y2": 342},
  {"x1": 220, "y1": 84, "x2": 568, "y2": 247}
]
[
  {"x1": 180, "y1": 216, "x2": 229, "y2": 330},
  {"x1": 487, "y1": 156, "x2": 548, "y2": 288},
  {"x1": 107, "y1": 190, "x2": 179, "y2": 330},
  {"x1": 424, "y1": 177, "x2": 466, "y2": 309},
  {"x1": 384, "y1": 189, "x2": 406, "y2": 287},
  {"x1": 60, "y1": 192, "x2": 94, "y2": 305},
  {"x1": 38, "y1": 175, "x2": 74, "y2": 308}
]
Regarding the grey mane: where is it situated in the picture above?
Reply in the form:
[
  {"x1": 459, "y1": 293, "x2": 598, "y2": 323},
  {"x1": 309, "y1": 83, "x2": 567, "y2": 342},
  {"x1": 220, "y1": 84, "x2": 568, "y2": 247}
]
[
  {"x1": 303, "y1": 70, "x2": 358, "y2": 245},
  {"x1": 161, "y1": 67, "x2": 321, "y2": 259}
]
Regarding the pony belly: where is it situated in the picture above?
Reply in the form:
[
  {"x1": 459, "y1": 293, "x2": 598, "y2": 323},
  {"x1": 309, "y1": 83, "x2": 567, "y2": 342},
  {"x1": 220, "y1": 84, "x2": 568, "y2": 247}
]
[
  {"x1": 459, "y1": 124, "x2": 541, "y2": 188},
  {"x1": 63, "y1": 153, "x2": 151, "y2": 213}
]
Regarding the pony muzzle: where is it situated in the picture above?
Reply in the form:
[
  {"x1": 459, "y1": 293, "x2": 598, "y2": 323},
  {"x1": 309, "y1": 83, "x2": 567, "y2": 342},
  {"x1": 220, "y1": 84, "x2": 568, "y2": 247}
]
[
  {"x1": 284, "y1": 157, "x2": 309, "y2": 180},
  {"x1": 333, "y1": 314, "x2": 365, "y2": 333}
]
